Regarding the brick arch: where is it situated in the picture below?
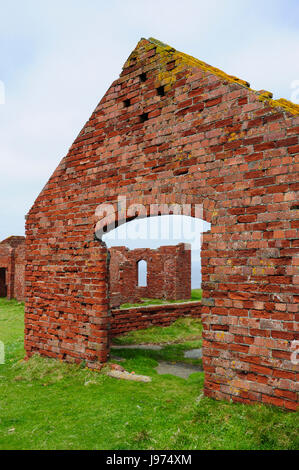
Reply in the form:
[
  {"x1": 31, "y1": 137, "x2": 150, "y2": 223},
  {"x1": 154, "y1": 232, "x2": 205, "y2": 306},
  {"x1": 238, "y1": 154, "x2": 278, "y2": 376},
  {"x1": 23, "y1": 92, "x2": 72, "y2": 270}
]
[{"x1": 93, "y1": 191, "x2": 216, "y2": 237}]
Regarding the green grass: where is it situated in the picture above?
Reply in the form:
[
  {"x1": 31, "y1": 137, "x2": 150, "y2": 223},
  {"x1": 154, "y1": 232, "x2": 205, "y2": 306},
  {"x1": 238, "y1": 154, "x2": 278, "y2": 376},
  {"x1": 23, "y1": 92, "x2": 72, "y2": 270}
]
[
  {"x1": 0, "y1": 298, "x2": 24, "y2": 344},
  {"x1": 190, "y1": 289, "x2": 202, "y2": 301},
  {"x1": 0, "y1": 298, "x2": 298, "y2": 450},
  {"x1": 119, "y1": 289, "x2": 202, "y2": 309},
  {"x1": 112, "y1": 317, "x2": 203, "y2": 346}
]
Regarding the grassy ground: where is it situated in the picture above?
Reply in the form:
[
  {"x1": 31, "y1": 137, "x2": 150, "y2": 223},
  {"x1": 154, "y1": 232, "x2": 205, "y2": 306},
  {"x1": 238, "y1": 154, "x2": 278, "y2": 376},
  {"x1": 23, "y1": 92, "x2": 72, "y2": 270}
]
[
  {"x1": 119, "y1": 288, "x2": 202, "y2": 309},
  {"x1": 0, "y1": 298, "x2": 298, "y2": 450},
  {"x1": 111, "y1": 342, "x2": 203, "y2": 367},
  {"x1": 111, "y1": 317, "x2": 203, "y2": 346}
]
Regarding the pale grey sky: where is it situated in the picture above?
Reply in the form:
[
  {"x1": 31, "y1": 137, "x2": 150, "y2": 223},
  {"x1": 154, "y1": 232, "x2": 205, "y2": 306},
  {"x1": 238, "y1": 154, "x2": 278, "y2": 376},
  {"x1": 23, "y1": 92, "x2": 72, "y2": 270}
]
[{"x1": 0, "y1": 0, "x2": 298, "y2": 241}]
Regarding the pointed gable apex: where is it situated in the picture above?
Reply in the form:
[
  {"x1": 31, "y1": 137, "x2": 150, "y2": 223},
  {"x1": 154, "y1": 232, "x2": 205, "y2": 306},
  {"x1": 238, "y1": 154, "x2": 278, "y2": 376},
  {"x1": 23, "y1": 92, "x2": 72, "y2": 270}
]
[
  {"x1": 27, "y1": 36, "x2": 299, "y2": 217},
  {"x1": 122, "y1": 37, "x2": 299, "y2": 116}
]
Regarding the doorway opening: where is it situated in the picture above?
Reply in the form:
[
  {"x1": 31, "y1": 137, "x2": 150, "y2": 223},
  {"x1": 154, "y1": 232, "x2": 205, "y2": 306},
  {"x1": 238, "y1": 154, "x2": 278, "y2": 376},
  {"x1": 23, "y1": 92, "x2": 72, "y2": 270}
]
[
  {"x1": 103, "y1": 214, "x2": 210, "y2": 377},
  {"x1": 0, "y1": 268, "x2": 7, "y2": 297},
  {"x1": 103, "y1": 214, "x2": 210, "y2": 314}
]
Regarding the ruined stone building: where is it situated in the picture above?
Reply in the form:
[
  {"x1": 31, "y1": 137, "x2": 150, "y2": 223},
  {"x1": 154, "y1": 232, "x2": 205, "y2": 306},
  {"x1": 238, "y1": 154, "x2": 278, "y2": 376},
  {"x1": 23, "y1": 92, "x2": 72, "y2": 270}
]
[
  {"x1": 109, "y1": 243, "x2": 191, "y2": 307},
  {"x1": 25, "y1": 38, "x2": 298, "y2": 410},
  {"x1": 0, "y1": 236, "x2": 25, "y2": 301},
  {"x1": 108, "y1": 242, "x2": 197, "y2": 337}
]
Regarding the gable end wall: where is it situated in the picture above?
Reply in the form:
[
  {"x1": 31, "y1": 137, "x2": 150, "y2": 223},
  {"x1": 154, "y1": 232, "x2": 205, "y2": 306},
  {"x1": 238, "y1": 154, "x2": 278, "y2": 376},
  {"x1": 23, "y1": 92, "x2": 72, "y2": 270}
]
[{"x1": 25, "y1": 39, "x2": 299, "y2": 409}]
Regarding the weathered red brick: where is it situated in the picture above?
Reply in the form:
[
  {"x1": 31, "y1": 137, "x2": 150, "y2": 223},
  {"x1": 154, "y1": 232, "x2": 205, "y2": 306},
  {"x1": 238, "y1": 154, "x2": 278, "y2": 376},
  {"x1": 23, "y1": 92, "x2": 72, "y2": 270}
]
[{"x1": 24, "y1": 37, "x2": 299, "y2": 411}]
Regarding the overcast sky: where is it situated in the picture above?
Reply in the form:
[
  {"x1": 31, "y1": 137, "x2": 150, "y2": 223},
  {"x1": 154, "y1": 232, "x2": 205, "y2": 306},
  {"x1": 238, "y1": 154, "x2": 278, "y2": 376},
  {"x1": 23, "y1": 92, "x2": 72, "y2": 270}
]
[{"x1": 0, "y1": 0, "x2": 298, "y2": 242}]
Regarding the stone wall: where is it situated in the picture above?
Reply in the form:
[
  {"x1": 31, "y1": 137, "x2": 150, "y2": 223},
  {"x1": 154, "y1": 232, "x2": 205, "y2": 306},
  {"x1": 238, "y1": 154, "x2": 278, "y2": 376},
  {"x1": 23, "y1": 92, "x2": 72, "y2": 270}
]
[{"x1": 109, "y1": 243, "x2": 191, "y2": 307}]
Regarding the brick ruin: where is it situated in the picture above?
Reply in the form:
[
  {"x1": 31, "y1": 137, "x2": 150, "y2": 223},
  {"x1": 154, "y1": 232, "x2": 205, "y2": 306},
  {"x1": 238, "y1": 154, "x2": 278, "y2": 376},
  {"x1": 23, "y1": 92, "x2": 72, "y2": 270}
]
[
  {"x1": 0, "y1": 236, "x2": 25, "y2": 301},
  {"x1": 109, "y1": 243, "x2": 191, "y2": 307},
  {"x1": 25, "y1": 38, "x2": 299, "y2": 410},
  {"x1": 111, "y1": 301, "x2": 201, "y2": 337}
]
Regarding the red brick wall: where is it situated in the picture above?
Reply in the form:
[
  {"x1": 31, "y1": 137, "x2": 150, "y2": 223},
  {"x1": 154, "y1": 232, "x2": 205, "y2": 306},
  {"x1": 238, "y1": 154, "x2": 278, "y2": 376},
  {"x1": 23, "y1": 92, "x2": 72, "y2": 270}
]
[
  {"x1": 109, "y1": 243, "x2": 191, "y2": 307},
  {"x1": 0, "y1": 236, "x2": 25, "y2": 301},
  {"x1": 14, "y1": 243, "x2": 26, "y2": 301},
  {"x1": 0, "y1": 269, "x2": 6, "y2": 297},
  {"x1": 110, "y1": 302, "x2": 201, "y2": 337},
  {"x1": 25, "y1": 38, "x2": 299, "y2": 408}
]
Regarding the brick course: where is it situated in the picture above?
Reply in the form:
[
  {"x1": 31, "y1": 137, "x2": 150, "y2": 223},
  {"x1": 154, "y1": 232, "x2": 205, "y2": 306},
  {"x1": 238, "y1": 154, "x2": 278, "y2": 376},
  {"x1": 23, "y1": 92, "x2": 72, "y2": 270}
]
[
  {"x1": 25, "y1": 38, "x2": 299, "y2": 409},
  {"x1": 109, "y1": 243, "x2": 191, "y2": 307}
]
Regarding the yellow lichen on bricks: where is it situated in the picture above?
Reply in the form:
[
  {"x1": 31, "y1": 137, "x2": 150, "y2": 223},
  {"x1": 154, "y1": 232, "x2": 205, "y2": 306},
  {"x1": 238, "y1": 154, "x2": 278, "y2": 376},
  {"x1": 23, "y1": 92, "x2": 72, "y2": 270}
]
[
  {"x1": 227, "y1": 131, "x2": 245, "y2": 142},
  {"x1": 258, "y1": 90, "x2": 274, "y2": 99},
  {"x1": 148, "y1": 37, "x2": 252, "y2": 89},
  {"x1": 128, "y1": 37, "x2": 299, "y2": 116},
  {"x1": 258, "y1": 94, "x2": 299, "y2": 115},
  {"x1": 216, "y1": 332, "x2": 225, "y2": 340},
  {"x1": 228, "y1": 132, "x2": 237, "y2": 142}
]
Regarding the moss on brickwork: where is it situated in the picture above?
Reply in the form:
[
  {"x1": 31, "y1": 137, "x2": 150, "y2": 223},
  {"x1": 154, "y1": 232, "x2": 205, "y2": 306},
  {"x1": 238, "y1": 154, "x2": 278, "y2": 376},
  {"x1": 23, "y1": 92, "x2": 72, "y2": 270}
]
[{"x1": 124, "y1": 37, "x2": 299, "y2": 116}]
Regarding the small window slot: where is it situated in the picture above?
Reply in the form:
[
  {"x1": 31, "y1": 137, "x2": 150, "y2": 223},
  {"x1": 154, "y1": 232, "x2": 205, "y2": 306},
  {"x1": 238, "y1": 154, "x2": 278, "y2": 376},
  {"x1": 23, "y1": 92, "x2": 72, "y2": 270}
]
[
  {"x1": 123, "y1": 98, "x2": 131, "y2": 108},
  {"x1": 140, "y1": 112, "x2": 149, "y2": 123},
  {"x1": 157, "y1": 86, "x2": 165, "y2": 97}
]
